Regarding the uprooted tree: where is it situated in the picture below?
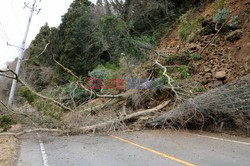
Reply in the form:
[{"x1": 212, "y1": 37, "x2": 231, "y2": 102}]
[{"x1": 148, "y1": 74, "x2": 250, "y2": 132}]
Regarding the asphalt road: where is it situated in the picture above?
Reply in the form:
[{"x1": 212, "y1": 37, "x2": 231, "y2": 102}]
[{"x1": 16, "y1": 130, "x2": 250, "y2": 166}]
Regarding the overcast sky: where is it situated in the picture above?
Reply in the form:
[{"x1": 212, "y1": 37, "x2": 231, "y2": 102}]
[{"x1": 0, "y1": 0, "x2": 96, "y2": 69}]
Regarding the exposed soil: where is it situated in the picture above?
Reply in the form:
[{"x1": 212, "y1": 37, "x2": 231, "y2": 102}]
[{"x1": 158, "y1": 0, "x2": 250, "y2": 89}]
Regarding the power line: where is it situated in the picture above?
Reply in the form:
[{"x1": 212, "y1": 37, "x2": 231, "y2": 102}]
[
  {"x1": 0, "y1": 25, "x2": 18, "y2": 57},
  {"x1": 0, "y1": 22, "x2": 11, "y2": 42},
  {"x1": 0, "y1": 22, "x2": 19, "y2": 57},
  {"x1": 9, "y1": 0, "x2": 23, "y2": 38}
]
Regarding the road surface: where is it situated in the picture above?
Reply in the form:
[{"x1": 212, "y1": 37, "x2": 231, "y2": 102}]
[{"x1": 16, "y1": 130, "x2": 250, "y2": 166}]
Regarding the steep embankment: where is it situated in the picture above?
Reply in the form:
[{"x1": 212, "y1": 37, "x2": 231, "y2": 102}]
[{"x1": 158, "y1": 0, "x2": 250, "y2": 88}]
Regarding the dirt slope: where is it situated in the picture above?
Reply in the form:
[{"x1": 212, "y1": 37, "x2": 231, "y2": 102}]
[{"x1": 158, "y1": 0, "x2": 250, "y2": 88}]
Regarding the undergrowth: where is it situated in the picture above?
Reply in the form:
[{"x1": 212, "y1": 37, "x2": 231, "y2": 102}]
[
  {"x1": 178, "y1": 10, "x2": 203, "y2": 42},
  {"x1": 0, "y1": 115, "x2": 17, "y2": 132}
]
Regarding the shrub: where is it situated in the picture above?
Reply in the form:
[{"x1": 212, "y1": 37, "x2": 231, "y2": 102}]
[
  {"x1": 178, "y1": 11, "x2": 203, "y2": 42},
  {"x1": 88, "y1": 67, "x2": 108, "y2": 81},
  {"x1": 34, "y1": 99, "x2": 63, "y2": 124},
  {"x1": 189, "y1": 53, "x2": 203, "y2": 60},
  {"x1": 199, "y1": 19, "x2": 217, "y2": 36},
  {"x1": 177, "y1": 66, "x2": 190, "y2": 79},
  {"x1": 213, "y1": 7, "x2": 229, "y2": 24},
  {"x1": 103, "y1": 63, "x2": 119, "y2": 71},
  {"x1": 53, "y1": 82, "x2": 89, "y2": 106},
  {"x1": 134, "y1": 35, "x2": 157, "y2": 46},
  {"x1": 19, "y1": 86, "x2": 37, "y2": 104},
  {"x1": 0, "y1": 115, "x2": 16, "y2": 131},
  {"x1": 228, "y1": 16, "x2": 240, "y2": 30},
  {"x1": 164, "y1": 51, "x2": 202, "y2": 67}
]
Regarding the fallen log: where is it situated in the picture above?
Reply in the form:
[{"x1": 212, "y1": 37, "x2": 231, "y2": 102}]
[
  {"x1": 79, "y1": 100, "x2": 171, "y2": 133},
  {"x1": 0, "y1": 100, "x2": 171, "y2": 137}
]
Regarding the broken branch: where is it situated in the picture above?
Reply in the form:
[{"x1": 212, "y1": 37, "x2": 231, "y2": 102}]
[
  {"x1": 0, "y1": 100, "x2": 171, "y2": 136},
  {"x1": 0, "y1": 69, "x2": 73, "y2": 112}
]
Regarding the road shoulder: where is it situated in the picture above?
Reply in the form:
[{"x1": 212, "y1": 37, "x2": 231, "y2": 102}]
[{"x1": 0, "y1": 136, "x2": 20, "y2": 166}]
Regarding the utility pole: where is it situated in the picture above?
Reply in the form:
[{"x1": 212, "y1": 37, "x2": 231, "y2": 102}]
[{"x1": 8, "y1": 0, "x2": 41, "y2": 105}]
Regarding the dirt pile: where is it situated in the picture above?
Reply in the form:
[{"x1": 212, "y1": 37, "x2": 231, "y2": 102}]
[{"x1": 192, "y1": 34, "x2": 247, "y2": 88}]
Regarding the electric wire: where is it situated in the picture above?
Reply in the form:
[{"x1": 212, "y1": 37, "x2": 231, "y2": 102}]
[
  {"x1": 9, "y1": 0, "x2": 23, "y2": 38},
  {"x1": 0, "y1": 22, "x2": 19, "y2": 57}
]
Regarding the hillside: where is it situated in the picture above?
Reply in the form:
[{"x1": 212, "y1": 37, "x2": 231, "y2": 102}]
[{"x1": 0, "y1": 0, "x2": 249, "y2": 136}]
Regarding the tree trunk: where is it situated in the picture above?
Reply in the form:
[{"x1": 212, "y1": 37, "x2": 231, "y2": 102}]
[{"x1": 123, "y1": 0, "x2": 131, "y2": 22}]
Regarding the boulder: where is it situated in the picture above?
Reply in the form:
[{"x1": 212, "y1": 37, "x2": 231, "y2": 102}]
[
  {"x1": 188, "y1": 43, "x2": 199, "y2": 50},
  {"x1": 215, "y1": 71, "x2": 226, "y2": 79}
]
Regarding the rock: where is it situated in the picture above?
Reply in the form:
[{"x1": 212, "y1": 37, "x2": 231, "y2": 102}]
[
  {"x1": 205, "y1": 73, "x2": 212, "y2": 79},
  {"x1": 188, "y1": 43, "x2": 199, "y2": 50},
  {"x1": 226, "y1": 30, "x2": 243, "y2": 42},
  {"x1": 204, "y1": 67, "x2": 211, "y2": 72},
  {"x1": 215, "y1": 71, "x2": 226, "y2": 79}
]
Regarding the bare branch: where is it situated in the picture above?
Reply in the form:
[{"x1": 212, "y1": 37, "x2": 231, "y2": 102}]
[
  {"x1": 0, "y1": 100, "x2": 171, "y2": 136},
  {"x1": 0, "y1": 69, "x2": 73, "y2": 112},
  {"x1": 155, "y1": 61, "x2": 179, "y2": 98},
  {"x1": 37, "y1": 43, "x2": 50, "y2": 58}
]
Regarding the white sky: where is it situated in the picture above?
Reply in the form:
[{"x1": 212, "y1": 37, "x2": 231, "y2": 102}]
[{"x1": 0, "y1": 0, "x2": 96, "y2": 69}]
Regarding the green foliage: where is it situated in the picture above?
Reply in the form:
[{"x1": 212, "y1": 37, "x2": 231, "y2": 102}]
[
  {"x1": 28, "y1": 23, "x2": 58, "y2": 66},
  {"x1": 34, "y1": 98, "x2": 63, "y2": 119},
  {"x1": 132, "y1": 6, "x2": 167, "y2": 34},
  {"x1": 213, "y1": 7, "x2": 229, "y2": 24},
  {"x1": 88, "y1": 67, "x2": 108, "y2": 81},
  {"x1": 54, "y1": 82, "x2": 90, "y2": 105},
  {"x1": 57, "y1": 0, "x2": 99, "y2": 76},
  {"x1": 89, "y1": 62, "x2": 122, "y2": 82},
  {"x1": 199, "y1": 19, "x2": 217, "y2": 36},
  {"x1": 134, "y1": 35, "x2": 157, "y2": 46},
  {"x1": 103, "y1": 63, "x2": 120, "y2": 70},
  {"x1": 228, "y1": 16, "x2": 240, "y2": 30},
  {"x1": 24, "y1": 0, "x2": 211, "y2": 100},
  {"x1": 189, "y1": 53, "x2": 203, "y2": 60},
  {"x1": 0, "y1": 115, "x2": 16, "y2": 131},
  {"x1": 97, "y1": 16, "x2": 144, "y2": 62},
  {"x1": 177, "y1": 66, "x2": 190, "y2": 79},
  {"x1": 34, "y1": 99, "x2": 63, "y2": 128},
  {"x1": 165, "y1": 51, "x2": 202, "y2": 65},
  {"x1": 178, "y1": 11, "x2": 203, "y2": 42},
  {"x1": 19, "y1": 86, "x2": 37, "y2": 104}
]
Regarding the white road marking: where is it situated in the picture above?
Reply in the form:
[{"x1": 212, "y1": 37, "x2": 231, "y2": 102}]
[
  {"x1": 37, "y1": 133, "x2": 50, "y2": 166},
  {"x1": 194, "y1": 134, "x2": 250, "y2": 146}
]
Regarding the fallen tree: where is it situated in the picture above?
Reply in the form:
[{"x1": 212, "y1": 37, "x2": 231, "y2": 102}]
[
  {"x1": 148, "y1": 74, "x2": 250, "y2": 132},
  {"x1": 0, "y1": 100, "x2": 171, "y2": 137}
]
